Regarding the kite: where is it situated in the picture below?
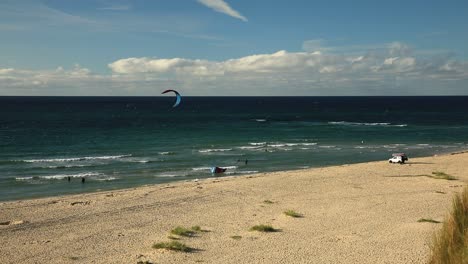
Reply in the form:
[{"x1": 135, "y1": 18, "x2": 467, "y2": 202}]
[{"x1": 161, "y1": 89, "x2": 181, "y2": 107}]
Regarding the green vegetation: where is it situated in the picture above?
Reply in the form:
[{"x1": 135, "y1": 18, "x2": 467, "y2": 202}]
[
  {"x1": 435, "y1": 191, "x2": 446, "y2": 194},
  {"x1": 152, "y1": 241, "x2": 192, "y2": 252},
  {"x1": 263, "y1": 200, "x2": 274, "y2": 204},
  {"x1": 429, "y1": 171, "x2": 457, "y2": 180},
  {"x1": 191, "y1": 225, "x2": 202, "y2": 232},
  {"x1": 170, "y1": 226, "x2": 195, "y2": 237},
  {"x1": 249, "y1": 224, "x2": 278, "y2": 232},
  {"x1": 69, "y1": 256, "x2": 80, "y2": 261},
  {"x1": 417, "y1": 218, "x2": 441, "y2": 224},
  {"x1": 167, "y1": 235, "x2": 180, "y2": 240},
  {"x1": 137, "y1": 261, "x2": 153, "y2": 264},
  {"x1": 429, "y1": 186, "x2": 468, "y2": 264},
  {"x1": 230, "y1": 235, "x2": 242, "y2": 240},
  {"x1": 284, "y1": 210, "x2": 303, "y2": 218}
]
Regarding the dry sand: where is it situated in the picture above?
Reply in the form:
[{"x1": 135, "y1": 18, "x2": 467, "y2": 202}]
[{"x1": 1, "y1": 152, "x2": 468, "y2": 264}]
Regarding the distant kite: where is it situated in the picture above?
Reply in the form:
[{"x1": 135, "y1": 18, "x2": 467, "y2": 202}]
[{"x1": 161, "y1": 89, "x2": 181, "y2": 107}]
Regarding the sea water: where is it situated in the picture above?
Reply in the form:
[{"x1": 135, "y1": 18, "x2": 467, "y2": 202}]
[{"x1": 1, "y1": 96, "x2": 467, "y2": 201}]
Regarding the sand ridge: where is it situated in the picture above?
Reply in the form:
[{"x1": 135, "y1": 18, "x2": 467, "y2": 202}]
[{"x1": 1, "y1": 153, "x2": 467, "y2": 263}]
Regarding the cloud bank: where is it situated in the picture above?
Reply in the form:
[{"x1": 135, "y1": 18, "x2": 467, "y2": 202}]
[
  {"x1": 1, "y1": 42, "x2": 468, "y2": 96},
  {"x1": 197, "y1": 0, "x2": 247, "y2": 22}
]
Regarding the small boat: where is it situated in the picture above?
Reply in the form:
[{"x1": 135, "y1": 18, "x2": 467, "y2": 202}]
[{"x1": 210, "y1": 167, "x2": 227, "y2": 174}]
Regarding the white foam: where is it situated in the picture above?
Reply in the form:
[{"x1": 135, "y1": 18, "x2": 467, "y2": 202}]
[
  {"x1": 157, "y1": 174, "x2": 179, "y2": 177},
  {"x1": 192, "y1": 167, "x2": 212, "y2": 171},
  {"x1": 24, "y1": 154, "x2": 131, "y2": 163},
  {"x1": 198, "y1": 148, "x2": 232, "y2": 153},
  {"x1": 41, "y1": 172, "x2": 102, "y2": 180},
  {"x1": 319, "y1": 145, "x2": 336, "y2": 148},
  {"x1": 238, "y1": 146, "x2": 262, "y2": 150},
  {"x1": 158, "y1": 152, "x2": 174, "y2": 155},
  {"x1": 328, "y1": 121, "x2": 406, "y2": 127},
  {"x1": 301, "y1": 143, "x2": 318, "y2": 146},
  {"x1": 15, "y1": 172, "x2": 103, "y2": 181},
  {"x1": 94, "y1": 177, "x2": 117, "y2": 181},
  {"x1": 46, "y1": 165, "x2": 87, "y2": 169},
  {"x1": 249, "y1": 142, "x2": 266, "y2": 146}
]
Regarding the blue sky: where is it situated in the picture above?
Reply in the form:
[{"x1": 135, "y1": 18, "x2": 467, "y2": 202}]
[{"x1": 1, "y1": 0, "x2": 467, "y2": 95}]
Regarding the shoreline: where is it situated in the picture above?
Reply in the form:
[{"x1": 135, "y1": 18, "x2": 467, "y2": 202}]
[
  {"x1": 3, "y1": 149, "x2": 467, "y2": 204},
  {"x1": 1, "y1": 152, "x2": 467, "y2": 263}
]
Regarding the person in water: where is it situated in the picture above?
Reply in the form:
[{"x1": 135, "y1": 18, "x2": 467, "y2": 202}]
[{"x1": 81, "y1": 177, "x2": 85, "y2": 183}]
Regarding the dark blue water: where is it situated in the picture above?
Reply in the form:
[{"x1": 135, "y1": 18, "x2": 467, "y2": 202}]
[{"x1": 1, "y1": 96, "x2": 467, "y2": 201}]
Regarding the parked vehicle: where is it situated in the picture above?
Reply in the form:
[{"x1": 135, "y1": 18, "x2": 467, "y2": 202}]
[{"x1": 389, "y1": 153, "x2": 408, "y2": 164}]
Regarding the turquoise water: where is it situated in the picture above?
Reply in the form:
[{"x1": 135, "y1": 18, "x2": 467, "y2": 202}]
[{"x1": 1, "y1": 96, "x2": 467, "y2": 201}]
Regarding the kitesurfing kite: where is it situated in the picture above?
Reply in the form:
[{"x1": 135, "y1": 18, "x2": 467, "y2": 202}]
[{"x1": 161, "y1": 89, "x2": 181, "y2": 107}]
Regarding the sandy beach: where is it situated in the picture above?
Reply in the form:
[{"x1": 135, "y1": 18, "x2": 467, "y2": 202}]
[{"x1": 1, "y1": 152, "x2": 467, "y2": 264}]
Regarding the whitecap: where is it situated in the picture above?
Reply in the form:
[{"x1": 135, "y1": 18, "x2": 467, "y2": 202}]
[
  {"x1": 249, "y1": 142, "x2": 267, "y2": 146},
  {"x1": 23, "y1": 154, "x2": 131, "y2": 163},
  {"x1": 328, "y1": 121, "x2": 406, "y2": 127},
  {"x1": 198, "y1": 148, "x2": 232, "y2": 153},
  {"x1": 158, "y1": 152, "x2": 175, "y2": 155}
]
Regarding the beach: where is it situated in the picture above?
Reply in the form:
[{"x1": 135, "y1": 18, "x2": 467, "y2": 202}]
[{"x1": 1, "y1": 152, "x2": 467, "y2": 263}]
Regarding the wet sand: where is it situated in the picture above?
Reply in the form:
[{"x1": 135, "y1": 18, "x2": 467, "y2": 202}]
[{"x1": 1, "y1": 152, "x2": 467, "y2": 263}]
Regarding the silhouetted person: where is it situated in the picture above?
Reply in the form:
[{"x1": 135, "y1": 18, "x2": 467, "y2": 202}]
[
  {"x1": 67, "y1": 176, "x2": 71, "y2": 182},
  {"x1": 81, "y1": 177, "x2": 85, "y2": 183},
  {"x1": 245, "y1": 159, "x2": 248, "y2": 165}
]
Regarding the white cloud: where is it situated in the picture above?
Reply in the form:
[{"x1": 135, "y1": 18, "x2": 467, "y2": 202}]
[
  {"x1": 0, "y1": 68, "x2": 15, "y2": 74},
  {"x1": 197, "y1": 0, "x2": 247, "y2": 22},
  {"x1": 1, "y1": 42, "x2": 468, "y2": 96}
]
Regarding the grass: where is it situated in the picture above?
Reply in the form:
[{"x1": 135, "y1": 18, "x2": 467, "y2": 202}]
[
  {"x1": 170, "y1": 226, "x2": 196, "y2": 237},
  {"x1": 167, "y1": 235, "x2": 180, "y2": 240},
  {"x1": 249, "y1": 224, "x2": 278, "y2": 232},
  {"x1": 152, "y1": 241, "x2": 192, "y2": 252},
  {"x1": 263, "y1": 200, "x2": 274, "y2": 204},
  {"x1": 284, "y1": 210, "x2": 303, "y2": 218},
  {"x1": 429, "y1": 186, "x2": 468, "y2": 264},
  {"x1": 69, "y1": 256, "x2": 80, "y2": 260},
  {"x1": 418, "y1": 218, "x2": 442, "y2": 224},
  {"x1": 429, "y1": 171, "x2": 457, "y2": 180},
  {"x1": 191, "y1": 225, "x2": 202, "y2": 232},
  {"x1": 435, "y1": 191, "x2": 446, "y2": 194},
  {"x1": 230, "y1": 235, "x2": 242, "y2": 240},
  {"x1": 137, "y1": 261, "x2": 153, "y2": 264}
]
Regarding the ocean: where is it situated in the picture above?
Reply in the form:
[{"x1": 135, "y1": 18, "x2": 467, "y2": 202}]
[{"x1": 1, "y1": 96, "x2": 467, "y2": 201}]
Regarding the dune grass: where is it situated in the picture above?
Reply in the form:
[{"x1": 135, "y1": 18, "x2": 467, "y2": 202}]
[
  {"x1": 137, "y1": 261, "x2": 153, "y2": 264},
  {"x1": 263, "y1": 200, "x2": 274, "y2": 204},
  {"x1": 429, "y1": 171, "x2": 457, "y2": 180},
  {"x1": 152, "y1": 241, "x2": 192, "y2": 252},
  {"x1": 230, "y1": 235, "x2": 242, "y2": 240},
  {"x1": 428, "y1": 186, "x2": 468, "y2": 264},
  {"x1": 249, "y1": 224, "x2": 278, "y2": 232},
  {"x1": 191, "y1": 226, "x2": 202, "y2": 232},
  {"x1": 284, "y1": 210, "x2": 303, "y2": 218},
  {"x1": 170, "y1": 226, "x2": 196, "y2": 237}
]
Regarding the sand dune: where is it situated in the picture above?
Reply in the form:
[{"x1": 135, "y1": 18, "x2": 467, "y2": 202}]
[{"x1": 1, "y1": 153, "x2": 467, "y2": 263}]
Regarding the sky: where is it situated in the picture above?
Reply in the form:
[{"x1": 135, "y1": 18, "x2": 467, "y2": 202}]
[{"x1": 1, "y1": 0, "x2": 467, "y2": 96}]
